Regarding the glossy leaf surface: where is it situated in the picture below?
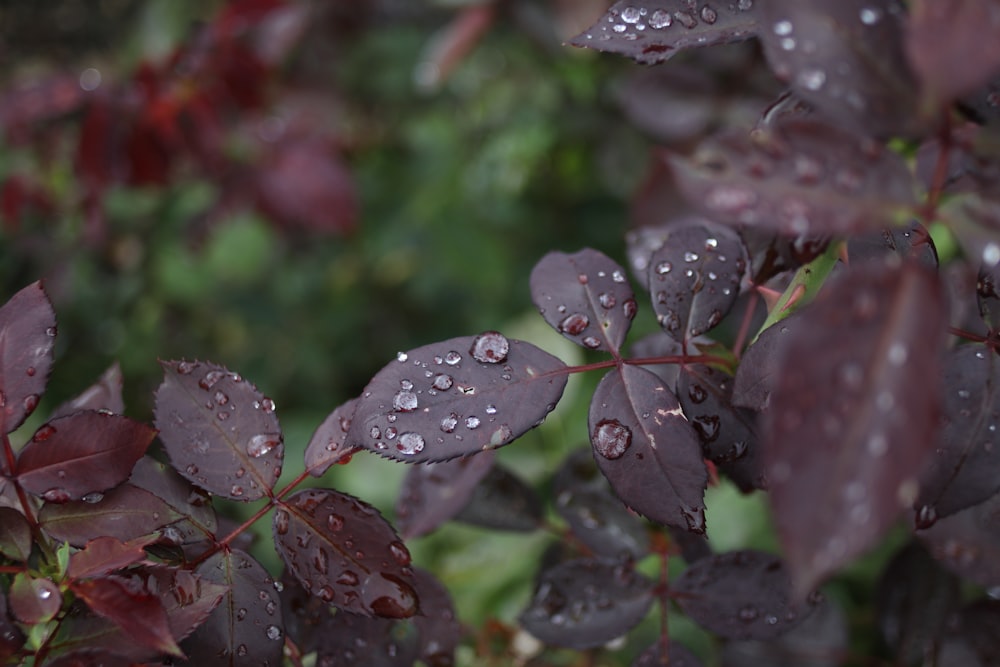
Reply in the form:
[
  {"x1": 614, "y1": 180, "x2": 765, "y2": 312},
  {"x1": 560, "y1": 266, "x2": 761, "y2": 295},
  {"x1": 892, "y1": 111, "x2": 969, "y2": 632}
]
[
  {"x1": 530, "y1": 249, "x2": 637, "y2": 354},
  {"x1": 17, "y1": 411, "x2": 155, "y2": 502},
  {"x1": 916, "y1": 492, "x2": 1000, "y2": 588},
  {"x1": 674, "y1": 550, "x2": 818, "y2": 640},
  {"x1": 589, "y1": 365, "x2": 708, "y2": 532},
  {"x1": 670, "y1": 119, "x2": 917, "y2": 235},
  {"x1": 71, "y1": 576, "x2": 182, "y2": 657},
  {"x1": 39, "y1": 484, "x2": 181, "y2": 546},
  {"x1": 0, "y1": 507, "x2": 32, "y2": 562},
  {"x1": 647, "y1": 222, "x2": 745, "y2": 345},
  {"x1": 67, "y1": 536, "x2": 157, "y2": 580},
  {"x1": 184, "y1": 549, "x2": 285, "y2": 665},
  {"x1": 127, "y1": 456, "x2": 217, "y2": 546},
  {"x1": 519, "y1": 557, "x2": 655, "y2": 649},
  {"x1": 347, "y1": 335, "x2": 567, "y2": 463},
  {"x1": 395, "y1": 453, "x2": 495, "y2": 539},
  {"x1": 155, "y1": 360, "x2": 284, "y2": 501},
  {"x1": 313, "y1": 612, "x2": 419, "y2": 667},
  {"x1": 304, "y1": 397, "x2": 360, "y2": 476},
  {"x1": 0, "y1": 281, "x2": 56, "y2": 434},
  {"x1": 764, "y1": 261, "x2": 946, "y2": 592},
  {"x1": 274, "y1": 488, "x2": 417, "y2": 618},
  {"x1": 569, "y1": 0, "x2": 759, "y2": 65}
]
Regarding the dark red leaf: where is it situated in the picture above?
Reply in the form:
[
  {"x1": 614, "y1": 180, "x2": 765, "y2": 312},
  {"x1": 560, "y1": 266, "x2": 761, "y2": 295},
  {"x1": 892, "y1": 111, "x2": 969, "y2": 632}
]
[
  {"x1": 948, "y1": 599, "x2": 1000, "y2": 665},
  {"x1": 346, "y1": 335, "x2": 567, "y2": 464},
  {"x1": 313, "y1": 609, "x2": 420, "y2": 667},
  {"x1": 138, "y1": 566, "x2": 229, "y2": 646},
  {"x1": 906, "y1": 0, "x2": 1000, "y2": 108},
  {"x1": 731, "y1": 314, "x2": 800, "y2": 411},
  {"x1": 395, "y1": 452, "x2": 495, "y2": 539},
  {"x1": 40, "y1": 483, "x2": 182, "y2": 546},
  {"x1": 9, "y1": 573, "x2": 61, "y2": 624},
  {"x1": 518, "y1": 557, "x2": 654, "y2": 649},
  {"x1": 154, "y1": 360, "x2": 284, "y2": 501},
  {"x1": 274, "y1": 488, "x2": 418, "y2": 618},
  {"x1": 304, "y1": 397, "x2": 361, "y2": 477},
  {"x1": 916, "y1": 491, "x2": 1000, "y2": 588},
  {"x1": 127, "y1": 456, "x2": 218, "y2": 546},
  {"x1": 0, "y1": 507, "x2": 32, "y2": 562},
  {"x1": 588, "y1": 365, "x2": 708, "y2": 532},
  {"x1": 72, "y1": 576, "x2": 182, "y2": 657},
  {"x1": 764, "y1": 261, "x2": 946, "y2": 592},
  {"x1": 67, "y1": 535, "x2": 158, "y2": 581},
  {"x1": 0, "y1": 281, "x2": 56, "y2": 433},
  {"x1": 647, "y1": 222, "x2": 746, "y2": 346},
  {"x1": 256, "y1": 139, "x2": 358, "y2": 236},
  {"x1": 453, "y1": 463, "x2": 543, "y2": 532},
  {"x1": 961, "y1": 75, "x2": 1000, "y2": 123},
  {"x1": 916, "y1": 344, "x2": 1000, "y2": 523},
  {"x1": 183, "y1": 549, "x2": 285, "y2": 665},
  {"x1": 277, "y1": 569, "x2": 328, "y2": 654},
  {"x1": 847, "y1": 220, "x2": 939, "y2": 269},
  {"x1": 674, "y1": 550, "x2": 819, "y2": 640},
  {"x1": 569, "y1": 0, "x2": 759, "y2": 65},
  {"x1": 758, "y1": 0, "x2": 919, "y2": 138},
  {"x1": 875, "y1": 542, "x2": 960, "y2": 664},
  {"x1": 17, "y1": 411, "x2": 155, "y2": 502},
  {"x1": 628, "y1": 330, "x2": 685, "y2": 389},
  {"x1": 0, "y1": 594, "x2": 24, "y2": 665},
  {"x1": 50, "y1": 362, "x2": 125, "y2": 420},
  {"x1": 669, "y1": 119, "x2": 918, "y2": 236},
  {"x1": 530, "y1": 249, "x2": 638, "y2": 354},
  {"x1": 411, "y1": 568, "x2": 464, "y2": 667},
  {"x1": 720, "y1": 596, "x2": 849, "y2": 666},
  {"x1": 632, "y1": 642, "x2": 703, "y2": 667}
]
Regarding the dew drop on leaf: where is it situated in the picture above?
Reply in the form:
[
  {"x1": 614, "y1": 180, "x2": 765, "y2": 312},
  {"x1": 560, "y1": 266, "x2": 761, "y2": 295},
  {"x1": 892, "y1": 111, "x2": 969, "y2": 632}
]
[
  {"x1": 465, "y1": 416, "x2": 481, "y2": 429},
  {"x1": 199, "y1": 370, "x2": 225, "y2": 390},
  {"x1": 388, "y1": 541, "x2": 411, "y2": 566},
  {"x1": 266, "y1": 625, "x2": 282, "y2": 641},
  {"x1": 396, "y1": 432, "x2": 425, "y2": 455},
  {"x1": 470, "y1": 331, "x2": 510, "y2": 364},
  {"x1": 43, "y1": 488, "x2": 70, "y2": 503},
  {"x1": 440, "y1": 414, "x2": 458, "y2": 433},
  {"x1": 337, "y1": 571, "x2": 359, "y2": 586},
  {"x1": 247, "y1": 433, "x2": 281, "y2": 458},
  {"x1": 593, "y1": 419, "x2": 632, "y2": 459},
  {"x1": 559, "y1": 313, "x2": 590, "y2": 335},
  {"x1": 392, "y1": 391, "x2": 418, "y2": 412},
  {"x1": 432, "y1": 374, "x2": 453, "y2": 391},
  {"x1": 444, "y1": 351, "x2": 462, "y2": 365},
  {"x1": 327, "y1": 513, "x2": 345, "y2": 531},
  {"x1": 274, "y1": 509, "x2": 289, "y2": 535}
]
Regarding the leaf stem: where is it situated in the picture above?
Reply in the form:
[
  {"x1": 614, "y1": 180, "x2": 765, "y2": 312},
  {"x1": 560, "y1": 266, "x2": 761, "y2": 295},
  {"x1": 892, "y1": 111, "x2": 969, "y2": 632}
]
[{"x1": 751, "y1": 241, "x2": 842, "y2": 344}]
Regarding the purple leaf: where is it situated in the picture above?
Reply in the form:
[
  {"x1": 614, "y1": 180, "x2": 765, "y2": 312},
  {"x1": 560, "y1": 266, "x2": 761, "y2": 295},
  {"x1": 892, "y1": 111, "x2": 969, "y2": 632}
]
[
  {"x1": 454, "y1": 463, "x2": 543, "y2": 533},
  {"x1": 731, "y1": 314, "x2": 800, "y2": 411},
  {"x1": 569, "y1": 0, "x2": 759, "y2": 65},
  {"x1": 39, "y1": 483, "x2": 181, "y2": 546},
  {"x1": 313, "y1": 608, "x2": 420, "y2": 667},
  {"x1": 847, "y1": 220, "x2": 939, "y2": 269},
  {"x1": 395, "y1": 452, "x2": 495, "y2": 539},
  {"x1": 0, "y1": 507, "x2": 32, "y2": 562},
  {"x1": 720, "y1": 596, "x2": 848, "y2": 666},
  {"x1": 961, "y1": 75, "x2": 1000, "y2": 123},
  {"x1": 0, "y1": 281, "x2": 56, "y2": 434},
  {"x1": 17, "y1": 411, "x2": 155, "y2": 502},
  {"x1": 411, "y1": 567, "x2": 464, "y2": 667},
  {"x1": 304, "y1": 397, "x2": 361, "y2": 477},
  {"x1": 758, "y1": 0, "x2": 919, "y2": 138},
  {"x1": 50, "y1": 362, "x2": 125, "y2": 420},
  {"x1": 127, "y1": 456, "x2": 218, "y2": 547},
  {"x1": 71, "y1": 576, "x2": 182, "y2": 658},
  {"x1": 588, "y1": 365, "x2": 708, "y2": 532},
  {"x1": 673, "y1": 550, "x2": 819, "y2": 640},
  {"x1": 67, "y1": 535, "x2": 157, "y2": 581},
  {"x1": 154, "y1": 360, "x2": 284, "y2": 501},
  {"x1": 347, "y1": 335, "x2": 567, "y2": 463},
  {"x1": 906, "y1": 0, "x2": 1000, "y2": 108},
  {"x1": 916, "y1": 491, "x2": 1000, "y2": 589},
  {"x1": 632, "y1": 641, "x2": 703, "y2": 667},
  {"x1": 764, "y1": 261, "x2": 946, "y2": 593},
  {"x1": 9, "y1": 573, "x2": 61, "y2": 624},
  {"x1": 183, "y1": 549, "x2": 285, "y2": 665},
  {"x1": 647, "y1": 221, "x2": 746, "y2": 346},
  {"x1": 273, "y1": 488, "x2": 418, "y2": 618},
  {"x1": 518, "y1": 557, "x2": 655, "y2": 649},
  {"x1": 530, "y1": 249, "x2": 638, "y2": 354},
  {"x1": 916, "y1": 345, "x2": 1000, "y2": 523},
  {"x1": 628, "y1": 330, "x2": 685, "y2": 390},
  {"x1": 669, "y1": 119, "x2": 918, "y2": 235}
]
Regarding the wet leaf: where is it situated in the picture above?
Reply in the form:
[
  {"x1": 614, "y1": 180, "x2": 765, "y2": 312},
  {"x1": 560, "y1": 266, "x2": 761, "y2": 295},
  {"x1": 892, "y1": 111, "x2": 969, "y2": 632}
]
[
  {"x1": 916, "y1": 491, "x2": 1000, "y2": 588},
  {"x1": 411, "y1": 568, "x2": 464, "y2": 667},
  {"x1": 906, "y1": 0, "x2": 1000, "y2": 109},
  {"x1": 669, "y1": 119, "x2": 918, "y2": 236},
  {"x1": 0, "y1": 507, "x2": 31, "y2": 562},
  {"x1": 916, "y1": 344, "x2": 1000, "y2": 522},
  {"x1": 0, "y1": 281, "x2": 56, "y2": 434},
  {"x1": 9, "y1": 573, "x2": 61, "y2": 624},
  {"x1": 628, "y1": 330, "x2": 685, "y2": 390},
  {"x1": 720, "y1": 596, "x2": 848, "y2": 667},
  {"x1": 731, "y1": 314, "x2": 800, "y2": 411},
  {"x1": 42, "y1": 650, "x2": 132, "y2": 667},
  {"x1": 518, "y1": 557, "x2": 655, "y2": 649},
  {"x1": 846, "y1": 220, "x2": 939, "y2": 269},
  {"x1": 183, "y1": 549, "x2": 285, "y2": 665},
  {"x1": 347, "y1": 335, "x2": 567, "y2": 464},
  {"x1": 631, "y1": 641, "x2": 703, "y2": 667},
  {"x1": 948, "y1": 599, "x2": 1000, "y2": 665},
  {"x1": 313, "y1": 610, "x2": 420, "y2": 667},
  {"x1": 674, "y1": 550, "x2": 818, "y2": 640},
  {"x1": 454, "y1": 463, "x2": 543, "y2": 533},
  {"x1": 277, "y1": 569, "x2": 328, "y2": 654},
  {"x1": 588, "y1": 365, "x2": 708, "y2": 532},
  {"x1": 17, "y1": 411, "x2": 155, "y2": 502},
  {"x1": 758, "y1": 0, "x2": 919, "y2": 138},
  {"x1": 875, "y1": 541, "x2": 960, "y2": 664},
  {"x1": 273, "y1": 488, "x2": 418, "y2": 618},
  {"x1": 395, "y1": 452, "x2": 495, "y2": 539},
  {"x1": 67, "y1": 535, "x2": 158, "y2": 580},
  {"x1": 154, "y1": 360, "x2": 284, "y2": 501},
  {"x1": 764, "y1": 261, "x2": 946, "y2": 593},
  {"x1": 0, "y1": 593, "x2": 24, "y2": 664},
  {"x1": 530, "y1": 249, "x2": 637, "y2": 354},
  {"x1": 49, "y1": 362, "x2": 125, "y2": 420},
  {"x1": 40, "y1": 483, "x2": 181, "y2": 546},
  {"x1": 647, "y1": 221, "x2": 746, "y2": 346},
  {"x1": 71, "y1": 576, "x2": 182, "y2": 657},
  {"x1": 569, "y1": 0, "x2": 759, "y2": 66},
  {"x1": 127, "y1": 456, "x2": 218, "y2": 547},
  {"x1": 304, "y1": 397, "x2": 361, "y2": 477}
]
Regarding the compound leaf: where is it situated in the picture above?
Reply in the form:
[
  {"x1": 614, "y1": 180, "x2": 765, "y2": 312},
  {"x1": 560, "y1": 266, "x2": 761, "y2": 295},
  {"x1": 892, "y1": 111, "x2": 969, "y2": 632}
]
[
  {"x1": 71, "y1": 576, "x2": 182, "y2": 658},
  {"x1": 39, "y1": 483, "x2": 181, "y2": 546}
]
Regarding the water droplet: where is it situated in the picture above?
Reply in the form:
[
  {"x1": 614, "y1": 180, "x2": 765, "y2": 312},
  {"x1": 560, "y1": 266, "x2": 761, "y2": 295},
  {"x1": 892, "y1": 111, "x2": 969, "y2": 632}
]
[
  {"x1": 393, "y1": 391, "x2": 418, "y2": 412},
  {"x1": 465, "y1": 416, "x2": 481, "y2": 429},
  {"x1": 598, "y1": 292, "x2": 616, "y2": 309},
  {"x1": 688, "y1": 384, "x2": 708, "y2": 404},
  {"x1": 22, "y1": 394, "x2": 39, "y2": 413},
  {"x1": 612, "y1": 23, "x2": 627, "y2": 33},
  {"x1": 396, "y1": 351, "x2": 408, "y2": 362},
  {"x1": 43, "y1": 488, "x2": 70, "y2": 503},
  {"x1": 859, "y1": 6, "x2": 882, "y2": 24},
  {"x1": 623, "y1": 298, "x2": 638, "y2": 320},
  {"x1": 684, "y1": 251, "x2": 700, "y2": 262},
  {"x1": 199, "y1": 370, "x2": 225, "y2": 390},
  {"x1": 867, "y1": 432, "x2": 888, "y2": 457},
  {"x1": 185, "y1": 463, "x2": 199, "y2": 475},
  {"x1": 773, "y1": 19, "x2": 793, "y2": 35},
  {"x1": 432, "y1": 374, "x2": 453, "y2": 391},
  {"x1": 797, "y1": 68, "x2": 826, "y2": 91},
  {"x1": 582, "y1": 336, "x2": 601, "y2": 349},
  {"x1": 266, "y1": 625, "x2": 282, "y2": 641},
  {"x1": 444, "y1": 351, "x2": 462, "y2": 365},
  {"x1": 440, "y1": 413, "x2": 458, "y2": 433},
  {"x1": 984, "y1": 243, "x2": 1000, "y2": 266},
  {"x1": 45, "y1": 326, "x2": 58, "y2": 338},
  {"x1": 81, "y1": 492, "x2": 103, "y2": 503},
  {"x1": 214, "y1": 390, "x2": 229, "y2": 406},
  {"x1": 559, "y1": 313, "x2": 590, "y2": 335},
  {"x1": 361, "y1": 573, "x2": 418, "y2": 618},
  {"x1": 274, "y1": 509, "x2": 289, "y2": 535},
  {"x1": 396, "y1": 432, "x2": 425, "y2": 455},
  {"x1": 485, "y1": 404, "x2": 497, "y2": 415},
  {"x1": 593, "y1": 419, "x2": 632, "y2": 459},
  {"x1": 260, "y1": 397, "x2": 276, "y2": 413},
  {"x1": 230, "y1": 485, "x2": 244, "y2": 497},
  {"x1": 620, "y1": 6, "x2": 641, "y2": 23},
  {"x1": 655, "y1": 261, "x2": 673, "y2": 275},
  {"x1": 700, "y1": 5, "x2": 717, "y2": 24},
  {"x1": 327, "y1": 513, "x2": 345, "y2": 531},
  {"x1": 247, "y1": 433, "x2": 281, "y2": 458},
  {"x1": 649, "y1": 9, "x2": 672, "y2": 28},
  {"x1": 739, "y1": 605, "x2": 759, "y2": 621},
  {"x1": 237, "y1": 644, "x2": 248, "y2": 656},
  {"x1": 388, "y1": 540, "x2": 411, "y2": 566},
  {"x1": 682, "y1": 505, "x2": 706, "y2": 533},
  {"x1": 318, "y1": 586, "x2": 335, "y2": 602},
  {"x1": 370, "y1": 426, "x2": 382, "y2": 440},
  {"x1": 313, "y1": 548, "x2": 329, "y2": 574},
  {"x1": 674, "y1": 10, "x2": 697, "y2": 28},
  {"x1": 470, "y1": 331, "x2": 510, "y2": 364},
  {"x1": 916, "y1": 505, "x2": 938, "y2": 529},
  {"x1": 217, "y1": 411, "x2": 230, "y2": 421},
  {"x1": 337, "y1": 570, "x2": 360, "y2": 586},
  {"x1": 33, "y1": 424, "x2": 57, "y2": 442}
]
